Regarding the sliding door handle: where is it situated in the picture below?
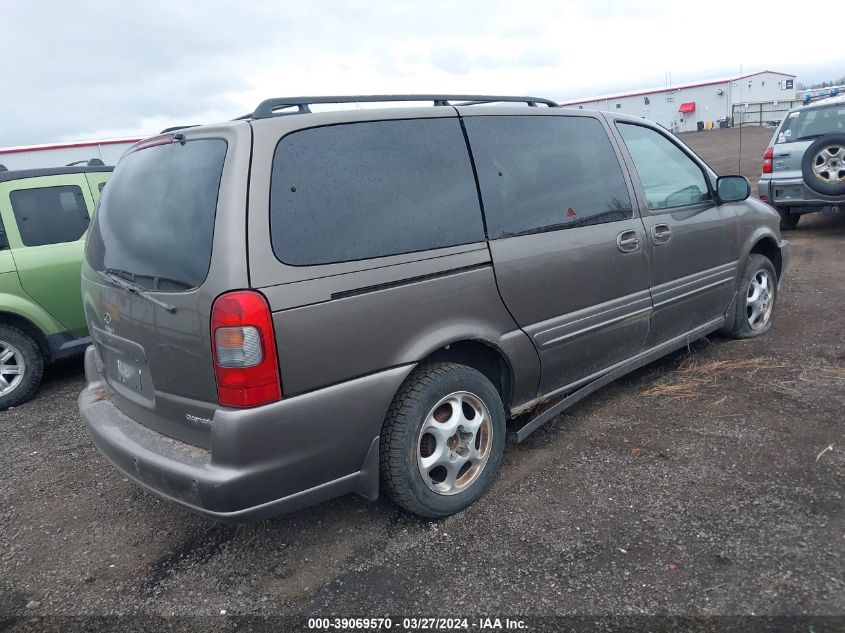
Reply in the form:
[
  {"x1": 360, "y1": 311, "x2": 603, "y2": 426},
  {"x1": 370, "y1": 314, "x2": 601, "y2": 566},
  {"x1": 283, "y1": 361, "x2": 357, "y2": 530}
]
[{"x1": 616, "y1": 230, "x2": 641, "y2": 253}]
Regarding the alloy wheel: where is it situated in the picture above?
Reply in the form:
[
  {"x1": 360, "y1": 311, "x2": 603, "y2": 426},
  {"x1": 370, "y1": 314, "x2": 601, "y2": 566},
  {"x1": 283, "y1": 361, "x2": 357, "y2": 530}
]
[
  {"x1": 812, "y1": 145, "x2": 845, "y2": 184},
  {"x1": 416, "y1": 391, "x2": 493, "y2": 496},
  {"x1": 0, "y1": 341, "x2": 25, "y2": 397},
  {"x1": 746, "y1": 269, "x2": 775, "y2": 331}
]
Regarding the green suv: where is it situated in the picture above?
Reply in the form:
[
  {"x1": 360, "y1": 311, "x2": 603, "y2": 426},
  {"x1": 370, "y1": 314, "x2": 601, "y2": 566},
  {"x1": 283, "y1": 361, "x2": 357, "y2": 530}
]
[{"x1": 0, "y1": 164, "x2": 111, "y2": 409}]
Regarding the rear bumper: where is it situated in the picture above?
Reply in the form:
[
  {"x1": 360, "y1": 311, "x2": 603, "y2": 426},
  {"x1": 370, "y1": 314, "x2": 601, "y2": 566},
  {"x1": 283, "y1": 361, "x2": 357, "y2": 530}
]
[
  {"x1": 79, "y1": 346, "x2": 414, "y2": 521},
  {"x1": 758, "y1": 177, "x2": 845, "y2": 208}
]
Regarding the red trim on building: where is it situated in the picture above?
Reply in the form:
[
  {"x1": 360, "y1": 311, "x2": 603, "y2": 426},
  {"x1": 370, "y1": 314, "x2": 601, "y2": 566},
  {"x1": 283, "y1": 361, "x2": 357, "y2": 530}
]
[
  {"x1": 0, "y1": 138, "x2": 142, "y2": 155},
  {"x1": 559, "y1": 70, "x2": 797, "y2": 106}
]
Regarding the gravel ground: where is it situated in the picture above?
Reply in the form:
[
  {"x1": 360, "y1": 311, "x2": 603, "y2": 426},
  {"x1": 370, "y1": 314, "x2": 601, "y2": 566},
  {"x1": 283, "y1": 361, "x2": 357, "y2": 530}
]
[{"x1": 1, "y1": 128, "x2": 843, "y2": 632}]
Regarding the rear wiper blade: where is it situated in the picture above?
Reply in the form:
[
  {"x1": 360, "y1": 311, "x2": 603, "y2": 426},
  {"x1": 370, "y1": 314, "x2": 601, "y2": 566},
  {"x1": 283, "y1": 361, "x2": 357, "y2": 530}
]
[
  {"x1": 97, "y1": 270, "x2": 177, "y2": 313},
  {"x1": 148, "y1": 275, "x2": 194, "y2": 290},
  {"x1": 106, "y1": 268, "x2": 193, "y2": 291},
  {"x1": 795, "y1": 134, "x2": 826, "y2": 141}
]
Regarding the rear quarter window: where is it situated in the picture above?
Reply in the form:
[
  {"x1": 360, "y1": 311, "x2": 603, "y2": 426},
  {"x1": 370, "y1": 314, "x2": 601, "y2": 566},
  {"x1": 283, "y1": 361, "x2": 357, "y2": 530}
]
[
  {"x1": 9, "y1": 185, "x2": 89, "y2": 247},
  {"x1": 269, "y1": 118, "x2": 484, "y2": 266}
]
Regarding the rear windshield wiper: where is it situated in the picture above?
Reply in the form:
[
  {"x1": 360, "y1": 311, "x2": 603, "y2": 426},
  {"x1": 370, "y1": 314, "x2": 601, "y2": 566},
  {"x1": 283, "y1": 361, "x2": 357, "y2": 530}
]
[
  {"x1": 794, "y1": 133, "x2": 827, "y2": 141},
  {"x1": 97, "y1": 269, "x2": 177, "y2": 313},
  {"x1": 106, "y1": 269, "x2": 193, "y2": 291}
]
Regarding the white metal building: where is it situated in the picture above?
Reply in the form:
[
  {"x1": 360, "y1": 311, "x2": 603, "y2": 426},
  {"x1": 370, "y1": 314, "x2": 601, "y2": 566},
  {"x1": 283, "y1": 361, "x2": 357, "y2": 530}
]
[
  {"x1": 0, "y1": 138, "x2": 141, "y2": 171},
  {"x1": 560, "y1": 70, "x2": 798, "y2": 132}
]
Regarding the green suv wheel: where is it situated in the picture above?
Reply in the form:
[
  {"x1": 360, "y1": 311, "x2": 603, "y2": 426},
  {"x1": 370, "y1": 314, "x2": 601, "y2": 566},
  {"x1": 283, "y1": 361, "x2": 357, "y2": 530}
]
[{"x1": 0, "y1": 325, "x2": 43, "y2": 411}]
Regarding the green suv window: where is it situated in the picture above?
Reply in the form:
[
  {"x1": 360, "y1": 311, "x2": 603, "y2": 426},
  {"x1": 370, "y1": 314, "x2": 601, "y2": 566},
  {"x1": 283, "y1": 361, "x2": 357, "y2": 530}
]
[{"x1": 10, "y1": 185, "x2": 90, "y2": 247}]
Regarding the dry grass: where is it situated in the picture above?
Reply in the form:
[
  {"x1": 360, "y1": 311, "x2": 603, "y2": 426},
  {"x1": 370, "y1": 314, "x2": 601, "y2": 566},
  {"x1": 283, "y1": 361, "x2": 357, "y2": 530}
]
[
  {"x1": 817, "y1": 366, "x2": 845, "y2": 380},
  {"x1": 642, "y1": 357, "x2": 782, "y2": 400},
  {"x1": 643, "y1": 353, "x2": 845, "y2": 400}
]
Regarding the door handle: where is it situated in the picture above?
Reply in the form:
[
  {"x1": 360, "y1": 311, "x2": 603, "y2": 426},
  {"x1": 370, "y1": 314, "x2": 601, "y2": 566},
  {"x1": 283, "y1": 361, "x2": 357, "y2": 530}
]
[
  {"x1": 651, "y1": 224, "x2": 672, "y2": 245},
  {"x1": 616, "y1": 230, "x2": 640, "y2": 253}
]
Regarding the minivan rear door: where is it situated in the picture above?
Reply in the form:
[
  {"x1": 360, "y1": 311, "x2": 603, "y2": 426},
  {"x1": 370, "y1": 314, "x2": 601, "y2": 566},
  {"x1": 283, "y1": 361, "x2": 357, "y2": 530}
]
[
  {"x1": 81, "y1": 125, "x2": 252, "y2": 448},
  {"x1": 461, "y1": 110, "x2": 651, "y2": 395}
]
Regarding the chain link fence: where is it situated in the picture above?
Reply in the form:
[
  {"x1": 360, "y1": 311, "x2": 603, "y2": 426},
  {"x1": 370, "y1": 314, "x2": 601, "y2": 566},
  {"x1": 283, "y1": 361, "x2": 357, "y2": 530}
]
[{"x1": 732, "y1": 100, "x2": 804, "y2": 127}]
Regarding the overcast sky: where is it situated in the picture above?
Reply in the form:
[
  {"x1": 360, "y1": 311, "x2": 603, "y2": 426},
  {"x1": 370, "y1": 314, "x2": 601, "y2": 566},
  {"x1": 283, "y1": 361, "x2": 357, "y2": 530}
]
[{"x1": 2, "y1": 0, "x2": 843, "y2": 146}]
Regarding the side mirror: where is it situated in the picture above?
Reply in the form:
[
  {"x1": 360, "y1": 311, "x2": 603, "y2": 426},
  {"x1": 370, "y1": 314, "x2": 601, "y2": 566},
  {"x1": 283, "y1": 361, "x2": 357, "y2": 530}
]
[{"x1": 716, "y1": 175, "x2": 751, "y2": 203}]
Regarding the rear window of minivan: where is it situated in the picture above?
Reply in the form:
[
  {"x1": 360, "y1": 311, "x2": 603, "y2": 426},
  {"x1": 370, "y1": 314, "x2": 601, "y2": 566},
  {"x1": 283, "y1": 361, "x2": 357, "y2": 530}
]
[
  {"x1": 86, "y1": 139, "x2": 226, "y2": 291},
  {"x1": 269, "y1": 118, "x2": 484, "y2": 266}
]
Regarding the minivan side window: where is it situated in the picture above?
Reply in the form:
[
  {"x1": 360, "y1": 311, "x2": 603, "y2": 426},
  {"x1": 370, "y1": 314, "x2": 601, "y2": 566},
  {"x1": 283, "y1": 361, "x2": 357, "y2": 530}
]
[
  {"x1": 270, "y1": 118, "x2": 484, "y2": 266},
  {"x1": 9, "y1": 185, "x2": 90, "y2": 247},
  {"x1": 616, "y1": 123, "x2": 712, "y2": 210},
  {"x1": 463, "y1": 115, "x2": 633, "y2": 239}
]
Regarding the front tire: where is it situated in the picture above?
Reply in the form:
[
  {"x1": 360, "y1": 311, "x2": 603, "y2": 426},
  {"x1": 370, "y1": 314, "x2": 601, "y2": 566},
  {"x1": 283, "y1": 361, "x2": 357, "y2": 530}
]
[
  {"x1": 0, "y1": 325, "x2": 44, "y2": 411},
  {"x1": 724, "y1": 254, "x2": 778, "y2": 339},
  {"x1": 379, "y1": 362, "x2": 506, "y2": 518}
]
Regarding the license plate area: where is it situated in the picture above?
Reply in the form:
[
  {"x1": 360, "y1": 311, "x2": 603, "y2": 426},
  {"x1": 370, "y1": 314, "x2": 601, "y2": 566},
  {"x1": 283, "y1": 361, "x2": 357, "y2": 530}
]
[
  {"x1": 90, "y1": 325, "x2": 155, "y2": 407},
  {"x1": 115, "y1": 358, "x2": 142, "y2": 392}
]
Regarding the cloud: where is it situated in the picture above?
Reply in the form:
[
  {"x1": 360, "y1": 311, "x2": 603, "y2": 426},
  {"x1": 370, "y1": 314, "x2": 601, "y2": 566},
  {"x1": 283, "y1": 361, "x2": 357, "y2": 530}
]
[{"x1": 1, "y1": 0, "x2": 841, "y2": 146}]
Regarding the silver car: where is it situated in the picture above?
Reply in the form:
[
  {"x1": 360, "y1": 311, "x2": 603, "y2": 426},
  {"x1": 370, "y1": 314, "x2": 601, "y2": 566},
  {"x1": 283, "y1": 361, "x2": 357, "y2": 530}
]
[{"x1": 758, "y1": 95, "x2": 845, "y2": 229}]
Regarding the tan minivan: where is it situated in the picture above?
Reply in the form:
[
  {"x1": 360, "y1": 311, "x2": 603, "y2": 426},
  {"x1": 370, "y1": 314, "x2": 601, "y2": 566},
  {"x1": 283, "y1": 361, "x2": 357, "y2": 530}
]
[{"x1": 79, "y1": 95, "x2": 789, "y2": 520}]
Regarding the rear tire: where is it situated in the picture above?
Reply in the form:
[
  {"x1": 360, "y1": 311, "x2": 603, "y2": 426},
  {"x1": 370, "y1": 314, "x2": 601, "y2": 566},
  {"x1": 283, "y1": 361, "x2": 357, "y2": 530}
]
[
  {"x1": 723, "y1": 254, "x2": 778, "y2": 339},
  {"x1": 776, "y1": 207, "x2": 800, "y2": 231},
  {"x1": 379, "y1": 362, "x2": 506, "y2": 518},
  {"x1": 0, "y1": 325, "x2": 44, "y2": 411}
]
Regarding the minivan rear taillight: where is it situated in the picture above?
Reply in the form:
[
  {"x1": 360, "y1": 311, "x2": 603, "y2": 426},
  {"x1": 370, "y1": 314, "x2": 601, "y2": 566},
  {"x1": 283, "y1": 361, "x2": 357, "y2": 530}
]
[
  {"x1": 211, "y1": 291, "x2": 282, "y2": 408},
  {"x1": 762, "y1": 146, "x2": 774, "y2": 174}
]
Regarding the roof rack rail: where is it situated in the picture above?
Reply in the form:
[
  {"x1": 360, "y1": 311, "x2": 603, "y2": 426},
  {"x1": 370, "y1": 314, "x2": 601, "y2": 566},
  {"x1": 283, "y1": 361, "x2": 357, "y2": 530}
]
[
  {"x1": 160, "y1": 125, "x2": 199, "y2": 133},
  {"x1": 66, "y1": 158, "x2": 105, "y2": 167},
  {"x1": 251, "y1": 94, "x2": 559, "y2": 119}
]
